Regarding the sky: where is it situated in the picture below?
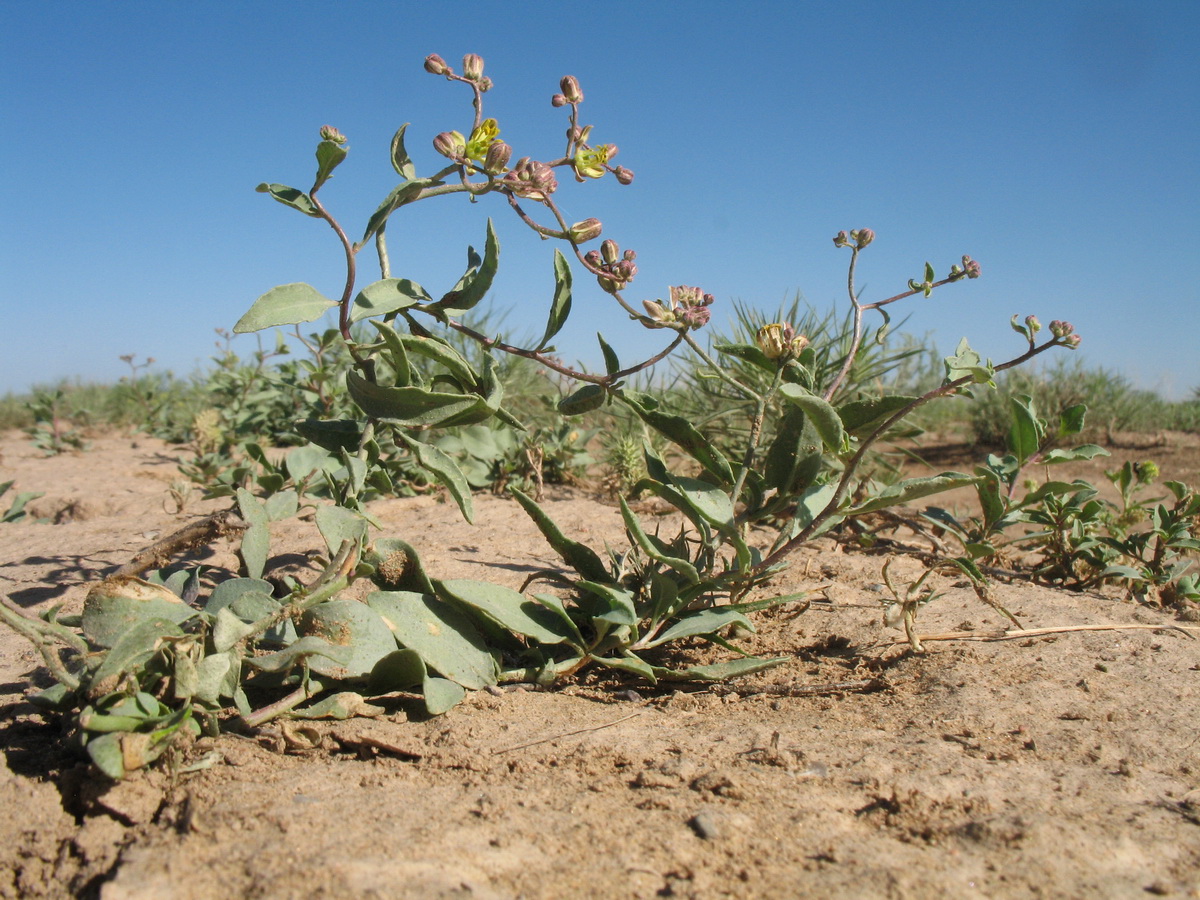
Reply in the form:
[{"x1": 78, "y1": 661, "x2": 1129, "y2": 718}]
[{"x1": 3, "y1": 1, "x2": 1198, "y2": 400}]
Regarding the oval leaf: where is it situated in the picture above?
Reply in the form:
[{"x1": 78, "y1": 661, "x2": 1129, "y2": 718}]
[{"x1": 234, "y1": 283, "x2": 337, "y2": 334}]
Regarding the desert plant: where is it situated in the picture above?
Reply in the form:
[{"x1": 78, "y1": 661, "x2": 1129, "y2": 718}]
[{"x1": 1, "y1": 54, "x2": 1088, "y2": 779}]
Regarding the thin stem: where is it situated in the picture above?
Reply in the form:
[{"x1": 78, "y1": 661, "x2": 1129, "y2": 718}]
[
  {"x1": 731, "y1": 363, "x2": 786, "y2": 511},
  {"x1": 307, "y1": 190, "x2": 358, "y2": 343},
  {"x1": 680, "y1": 332, "x2": 763, "y2": 402},
  {"x1": 823, "y1": 247, "x2": 864, "y2": 401}
]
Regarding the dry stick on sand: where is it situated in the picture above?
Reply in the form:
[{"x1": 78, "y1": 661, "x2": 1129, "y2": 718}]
[
  {"x1": 114, "y1": 508, "x2": 246, "y2": 578},
  {"x1": 879, "y1": 622, "x2": 1199, "y2": 649},
  {"x1": 493, "y1": 711, "x2": 645, "y2": 755}
]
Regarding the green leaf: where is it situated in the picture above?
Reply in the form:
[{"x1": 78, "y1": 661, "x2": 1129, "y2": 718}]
[
  {"x1": 619, "y1": 498, "x2": 700, "y2": 584},
  {"x1": 1040, "y1": 445, "x2": 1110, "y2": 464},
  {"x1": 314, "y1": 139, "x2": 348, "y2": 190},
  {"x1": 87, "y1": 618, "x2": 184, "y2": 698},
  {"x1": 943, "y1": 338, "x2": 995, "y2": 387},
  {"x1": 315, "y1": 505, "x2": 368, "y2": 555},
  {"x1": 837, "y1": 395, "x2": 918, "y2": 438},
  {"x1": 292, "y1": 422, "x2": 359, "y2": 456},
  {"x1": 263, "y1": 490, "x2": 298, "y2": 523},
  {"x1": 557, "y1": 383, "x2": 606, "y2": 417},
  {"x1": 349, "y1": 278, "x2": 431, "y2": 323},
  {"x1": 360, "y1": 178, "x2": 437, "y2": 246},
  {"x1": 647, "y1": 609, "x2": 753, "y2": 648},
  {"x1": 239, "y1": 523, "x2": 270, "y2": 581},
  {"x1": 396, "y1": 434, "x2": 474, "y2": 524},
  {"x1": 82, "y1": 579, "x2": 195, "y2": 649},
  {"x1": 234, "y1": 283, "x2": 337, "y2": 334},
  {"x1": 368, "y1": 648, "x2": 426, "y2": 693},
  {"x1": 390, "y1": 123, "x2": 416, "y2": 180},
  {"x1": 620, "y1": 392, "x2": 734, "y2": 485},
  {"x1": 438, "y1": 579, "x2": 577, "y2": 646},
  {"x1": 846, "y1": 472, "x2": 978, "y2": 516},
  {"x1": 298, "y1": 599, "x2": 398, "y2": 680},
  {"x1": 435, "y1": 219, "x2": 499, "y2": 315},
  {"x1": 423, "y1": 677, "x2": 467, "y2": 715},
  {"x1": 575, "y1": 581, "x2": 637, "y2": 626},
  {"x1": 598, "y1": 333, "x2": 621, "y2": 376},
  {"x1": 713, "y1": 342, "x2": 776, "y2": 374},
  {"x1": 673, "y1": 477, "x2": 736, "y2": 530},
  {"x1": 345, "y1": 371, "x2": 481, "y2": 426},
  {"x1": 243, "y1": 635, "x2": 351, "y2": 673},
  {"x1": 778, "y1": 384, "x2": 845, "y2": 452},
  {"x1": 536, "y1": 250, "x2": 573, "y2": 350},
  {"x1": 255, "y1": 182, "x2": 319, "y2": 217},
  {"x1": 655, "y1": 655, "x2": 789, "y2": 682},
  {"x1": 1059, "y1": 404, "x2": 1087, "y2": 437},
  {"x1": 509, "y1": 488, "x2": 610, "y2": 583},
  {"x1": 291, "y1": 692, "x2": 385, "y2": 720},
  {"x1": 368, "y1": 591, "x2": 499, "y2": 689},
  {"x1": 1007, "y1": 394, "x2": 1043, "y2": 464}
]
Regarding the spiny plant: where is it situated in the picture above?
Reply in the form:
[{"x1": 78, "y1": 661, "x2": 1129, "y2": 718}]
[{"x1": 0, "y1": 53, "x2": 1086, "y2": 779}]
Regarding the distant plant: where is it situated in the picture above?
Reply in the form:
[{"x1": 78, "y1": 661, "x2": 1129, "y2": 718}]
[
  {"x1": 24, "y1": 388, "x2": 90, "y2": 456},
  {"x1": 1, "y1": 54, "x2": 1087, "y2": 778},
  {"x1": 1, "y1": 480, "x2": 45, "y2": 523}
]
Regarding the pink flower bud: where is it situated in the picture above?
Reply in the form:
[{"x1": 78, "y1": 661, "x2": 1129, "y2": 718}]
[
  {"x1": 680, "y1": 306, "x2": 711, "y2": 329},
  {"x1": 614, "y1": 166, "x2": 634, "y2": 185},
  {"x1": 560, "y1": 75, "x2": 584, "y2": 103},
  {"x1": 319, "y1": 125, "x2": 346, "y2": 144},
  {"x1": 601, "y1": 240, "x2": 620, "y2": 265},
  {"x1": 962, "y1": 255, "x2": 981, "y2": 278},
  {"x1": 433, "y1": 131, "x2": 466, "y2": 160},
  {"x1": 1024, "y1": 315, "x2": 1041, "y2": 333},
  {"x1": 483, "y1": 141, "x2": 512, "y2": 175},
  {"x1": 1049, "y1": 320, "x2": 1074, "y2": 338},
  {"x1": 833, "y1": 231, "x2": 850, "y2": 248},
  {"x1": 462, "y1": 54, "x2": 485, "y2": 80},
  {"x1": 852, "y1": 228, "x2": 875, "y2": 249},
  {"x1": 584, "y1": 250, "x2": 603, "y2": 268},
  {"x1": 1063, "y1": 333, "x2": 1082, "y2": 349},
  {"x1": 551, "y1": 94, "x2": 568, "y2": 107},
  {"x1": 478, "y1": 76, "x2": 494, "y2": 92},
  {"x1": 424, "y1": 54, "x2": 451, "y2": 76}
]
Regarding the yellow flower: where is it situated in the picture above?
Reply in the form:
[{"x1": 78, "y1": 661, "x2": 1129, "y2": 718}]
[
  {"x1": 573, "y1": 144, "x2": 611, "y2": 179},
  {"x1": 465, "y1": 118, "x2": 500, "y2": 162}
]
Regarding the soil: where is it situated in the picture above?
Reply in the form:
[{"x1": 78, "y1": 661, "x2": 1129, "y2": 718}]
[{"x1": 1, "y1": 430, "x2": 1198, "y2": 899}]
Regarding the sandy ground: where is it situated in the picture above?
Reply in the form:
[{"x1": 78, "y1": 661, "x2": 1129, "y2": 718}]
[{"x1": 1, "y1": 430, "x2": 1198, "y2": 899}]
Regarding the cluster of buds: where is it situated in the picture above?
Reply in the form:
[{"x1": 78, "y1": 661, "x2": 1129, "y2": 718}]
[
  {"x1": 319, "y1": 124, "x2": 347, "y2": 145},
  {"x1": 501, "y1": 158, "x2": 558, "y2": 201},
  {"x1": 424, "y1": 54, "x2": 492, "y2": 91},
  {"x1": 1049, "y1": 320, "x2": 1082, "y2": 348},
  {"x1": 642, "y1": 285, "x2": 715, "y2": 330},
  {"x1": 584, "y1": 239, "x2": 638, "y2": 293},
  {"x1": 756, "y1": 323, "x2": 810, "y2": 361},
  {"x1": 551, "y1": 75, "x2": 584, "y2": 106},
  {"x1": 833, "y1": 229, "x2": 875, "y2": 250},
  {"x1": 949, "y1": 254, "x2": 982, "y2": 280}
]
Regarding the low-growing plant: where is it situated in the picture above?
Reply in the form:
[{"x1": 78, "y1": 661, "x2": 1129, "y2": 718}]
[
  {"x1": 24, "y1": 388, "x2": 91, "y2": 456},
  {"x1": 1, "y1": 479, "x2": 45, "y2": 524},
  {"x1": 1, "y1": 54, "x2": 1091, "y2": 778}
]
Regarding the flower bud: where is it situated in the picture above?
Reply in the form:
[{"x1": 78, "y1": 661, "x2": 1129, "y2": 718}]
[
  {"x1": 852, "y1": 228, "x2": 875, "y2": 249},
  {"x1": 478, "y1": 76, "x2": 494, "y2": 92},
  {"x1": 483, "y1": 140, "x2": 512, "y2": 174},
  {"x1": 642, "y1": 300, "x2": 673, "y2": 325},
  {"x1": 551, "y1": 93, "x2": 568, "y2": 107},
  {"x1": 613, "y1": 166, "x2": 635, "y2": 185},
  {"x1": 601, "y1": 240, "x2": 620, "y2": 265},
  {"x1": 560, "y1": 75, "x2": 584, "y2": 103},
  {"x1": 424, "y1": 54, "x2": 451, "y2": 76},
  {"x1": 1048, "y1": 320, "x2": 1074, "y2": 338},
  {"x1": 789, "y1": 333, "x2": 810, "y2": 356},
  {"x1": 680, "y1": 305, "x2": 711, "y2": 329},
  {"x1": 501, "y1": 158, "x2": 558, "y2": 201},
  {"x1": 833, "y1": 231, "x2": 850, "y2": 248},
  {"x1": 433, "y1": 130, "x2": 466, "y2": 160},
  {"x1": 569, "y1": 218, "x2": 603, "y2": 243},
  {"x1": 1063, "y1": 333, "x2": 1082, "y2": 349},
  {"x1": 1135, "y1": 461, "x2": 1160, "y2": 484},
  {"x1": 462, "y1": 54, "x2": 485, "y2": 81},
  {"x1": 962, "y1": 255, "x2": 981, "y2": 278},
  {"x1": 1024, "y1": 314, "x2": 1041, "y2": 334},
  {"x1": 319, "y1": 125, "x2": 347, "y2": 144},
  {"x1": 584, "y1": 250, "x2": 602, "y2": 268}
]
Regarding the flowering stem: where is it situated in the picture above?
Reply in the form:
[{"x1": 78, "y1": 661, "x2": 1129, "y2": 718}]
[{"x1": 823, "y1": 246, "x2": 864, "y2": 401}]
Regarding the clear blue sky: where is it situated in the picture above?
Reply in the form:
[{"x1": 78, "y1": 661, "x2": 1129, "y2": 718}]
[{"x1": 3, "y1": 1, "x2": 1198, "y2": 399}]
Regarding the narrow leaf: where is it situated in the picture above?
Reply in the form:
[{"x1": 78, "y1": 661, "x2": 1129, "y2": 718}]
[
  {"x1": 397, "y1": 434, "x2": 474, "y2": 524},
  {"x1": 536, "y1": 249, "x2": 573, "y2": 350},
  {"x1": 778, "y1": 384, "x2": 845, "y2": 452},
  {"x1": 390, "y1": 123, "x2": 416, "y2": 179},
  {"x1": 255, "y1": 183, "x2": 319, "y2": 217}
]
